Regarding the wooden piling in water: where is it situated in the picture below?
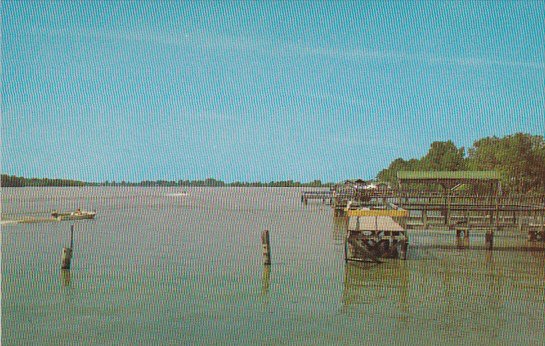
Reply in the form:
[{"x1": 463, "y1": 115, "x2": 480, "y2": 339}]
[
  {"x1": 456, "y1": 228, "x2": 470, "y2": 238},
  {"x1": 70, "y1": 224, "x2": 74, "y2": 249},
  {"x1": 61, "y1": 248, "x2": 72, "y2": 269},
  {"x1": 399, "y1": 239, "x2": 408, "y2": 260},
  {"x1": 61, "y1": 225, "x2": 74, "y2": 269},
  {"x1": 446, "y1": 194, "x2": 451, "y2": 226},
  {"x1": 541, "y1": 214, "x2": 545, "y2": 237},
  {"x1": 422, "y1": 208, "x2": 428, "y2": 229},
  {"x1": 261, "y1": 230, "x2": 271, "y2": 265},
  {"x1": 61, "y1": 225, "x2": 74, "y2": 270},
  {"x1": 485, "y1": 230, "x2": 494, "y2": 250}
]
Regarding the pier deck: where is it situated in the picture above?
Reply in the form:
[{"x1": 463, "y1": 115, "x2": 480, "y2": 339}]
[
  {"x1": 348, "y1": 215, "x2": 404, "y2": 232},
  {"x1": 301, "y1": 190, "x2": 333, "y2": 204}
]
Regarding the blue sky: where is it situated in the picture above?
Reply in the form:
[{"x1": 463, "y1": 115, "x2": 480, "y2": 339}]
[{"x1": 2, "y1": 1, "x2": 544, "y2": 182}]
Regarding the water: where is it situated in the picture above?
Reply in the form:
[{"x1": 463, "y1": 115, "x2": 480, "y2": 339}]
[{"x1": 2, "y1": 188, "x2": 544, "y2": 345}]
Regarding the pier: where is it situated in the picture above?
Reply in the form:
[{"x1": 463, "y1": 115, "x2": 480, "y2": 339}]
[
  {"x1": 301, "y1": 190, "x2": 334, "y2": 205},
  {"x1": 303, "y1": 171, "x2": 545, "y2": 258}
]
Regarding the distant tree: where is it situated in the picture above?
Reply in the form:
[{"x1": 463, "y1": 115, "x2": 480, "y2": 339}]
[
  {"x1": 376, "y1": 133, "x2": 545, "y2": 193},
  {"x1": 421, "y1": 141, "x2": 465, "y2": 171},
  {"x1": 377, "y1": 158, "x2": 423, "y2": 187},
  {"x1": 467, "y1": 133, "x2": 545, "y2": 193}
]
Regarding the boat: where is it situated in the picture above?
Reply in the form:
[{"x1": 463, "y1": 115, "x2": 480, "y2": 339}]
[
  {"x1": 165, "y1": 192, "x2": 188, "y2": 197},
  {"x1": 51, "y1": 209, "x2": 96, "y2": 221}
]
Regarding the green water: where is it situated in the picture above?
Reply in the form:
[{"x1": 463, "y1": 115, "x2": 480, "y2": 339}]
[{"x1": 2, "y1": 188, "x2": 544, "y2": 345}]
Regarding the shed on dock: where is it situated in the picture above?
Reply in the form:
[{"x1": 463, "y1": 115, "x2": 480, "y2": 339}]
[{"x1": 344, "y1": 208, "x2": 409, "y2": 262}]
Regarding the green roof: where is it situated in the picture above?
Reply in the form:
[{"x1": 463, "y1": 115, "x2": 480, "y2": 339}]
[{"x1": 397, "y1": 171, "x2": 501, "y2": 180}]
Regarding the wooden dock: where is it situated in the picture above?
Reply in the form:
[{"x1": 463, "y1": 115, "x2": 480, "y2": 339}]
[
  {"x1": 301, "y1": 190, "x2": 334, "y2": 205},
  {"x1": 305, "y1": 172, "x2": 544, "y2": 263},
  {"x1": 329, "y1": 190, "x2": 545, "y2": 251}
]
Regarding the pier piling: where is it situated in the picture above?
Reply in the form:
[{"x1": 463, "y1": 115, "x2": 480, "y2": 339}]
[
  {"x1": 61, "y1": 225, "x2": 74, "y2": 270},
  {"x1": 485, "y1": 230, "x2": 494, "y2": 250},
  {"x1": 422, "y1": 209, "x2": 428, "y2": 229},
  {"x1": 261, "y1": 230, "x2": 271, "y2": 265},
  {"x1": 399, "y1": 239, "x2": 408, "y2": 260}
]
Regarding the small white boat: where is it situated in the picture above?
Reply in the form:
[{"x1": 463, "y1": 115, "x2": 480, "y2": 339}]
[
  {"x1": 165, "y1": 192, "x2": 189, "y2": 197},
  {"x1": 52, "y1": 209, "x2": 96, "y2": 221}
]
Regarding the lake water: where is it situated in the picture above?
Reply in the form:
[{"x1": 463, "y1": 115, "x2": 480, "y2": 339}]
[{"x1": 2, "y1": 187, "x2": 544, "y2": 345}]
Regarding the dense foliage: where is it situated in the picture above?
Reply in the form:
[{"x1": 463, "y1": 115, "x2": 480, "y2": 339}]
[
  {"x1": 1, "y1": 175, "x2": 93, "y2": 187},
  {"x1": 377, "y1": 133, "x2": 545, "y2": 193},
  {"x1": 4, "y1": 133, "x2": 543, "y2": 192},
  {"x1": 1, "y1": 175, "x2": 333, "y2": 188}
]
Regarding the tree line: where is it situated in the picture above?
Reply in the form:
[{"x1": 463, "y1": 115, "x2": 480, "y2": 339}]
[
  {"x1": 1, "y1": 175, "x2": 94, "y2": 187},
  {"x1": 377, "y1": 133, "x2": 545, "y2": 194},
  {"x1": 1, "y1": 175, "x2": 333, "y2": 188},
  {"x1": 4, "y1": 133, "x2": 543, "y2": 192}
]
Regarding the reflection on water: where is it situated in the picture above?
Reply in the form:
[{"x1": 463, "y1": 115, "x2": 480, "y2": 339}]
[
  {"x1": 342, "y1": 262, "x2": 409, "y2": 315},
  {"x1": 332, "y1": 218, "x2": 347, "y2": 245},
  {"x1": 261, "y1": 265, "x2": 270, "y2": 297},
  {"x1": 61, "y1": 269, "x2": 71, "y2": 287},
  {"x1": 3, "y1": 187, "x2": 545, "y2": 345},
  {"x1": 456, "y1": 236, "x2": 470, "y2": 249},
  {"x1": 340, "y1": 247, "x2": 545, "y2": 343}
]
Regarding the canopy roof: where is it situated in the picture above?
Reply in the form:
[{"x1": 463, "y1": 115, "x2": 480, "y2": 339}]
[
  {"x1": 397, "y1": 171, "x2": 502, "y2": 192},
  {"x1": 397, "y1": 171, "x2": 501, "y2": 181}
]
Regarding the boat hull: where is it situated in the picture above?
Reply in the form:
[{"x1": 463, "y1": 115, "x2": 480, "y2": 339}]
[
  {"x1": 56, "y1": 214, "x2": 96, "y2": 221},
  {"x1": 52, "y1": 211, "x2": 96, "y2": 221}
]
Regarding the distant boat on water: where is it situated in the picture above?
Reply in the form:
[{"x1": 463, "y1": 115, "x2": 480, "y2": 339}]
[
  {"x1": 165, "y1": 192, "x2": 188, "y2": 197},
  {"x1": 51, "y1": 209, "x2": 96, "y2": 221}
]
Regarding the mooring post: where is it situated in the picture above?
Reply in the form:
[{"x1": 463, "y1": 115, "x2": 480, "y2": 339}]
[
  {"x1": 261, "y1": 230, "x2": 271, "y2": 265},
  {"x1": 422, "y1": 208, "x2": 428, "y2": 230},
  {"x1": 70, "y1": 224, "x2": 74, "y2": 249},
  {"x1": 495, "y1": 196, "x2": 499, "y2": 230},
  {"x1": 485, "y1": 230, "x2": 494, "y2": 250},
  {"x1": 399, "y1": 239, "x2": 408, "y2": 260},
  {"x1": 539, "y1": 214, "x2": 545, "y2": 239},
  {"x1": 61, "y1": 224, "x2": 74, "y2": 270},
  {"x1": 446, "y1": 193, "x2": 452, "y2": 226},
  {"x1": 357, "y1": 217, "x2": 361, "y2": 232},
  {"x1": 344, "y1": 233, "x2": 349, "y2": 263}
]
